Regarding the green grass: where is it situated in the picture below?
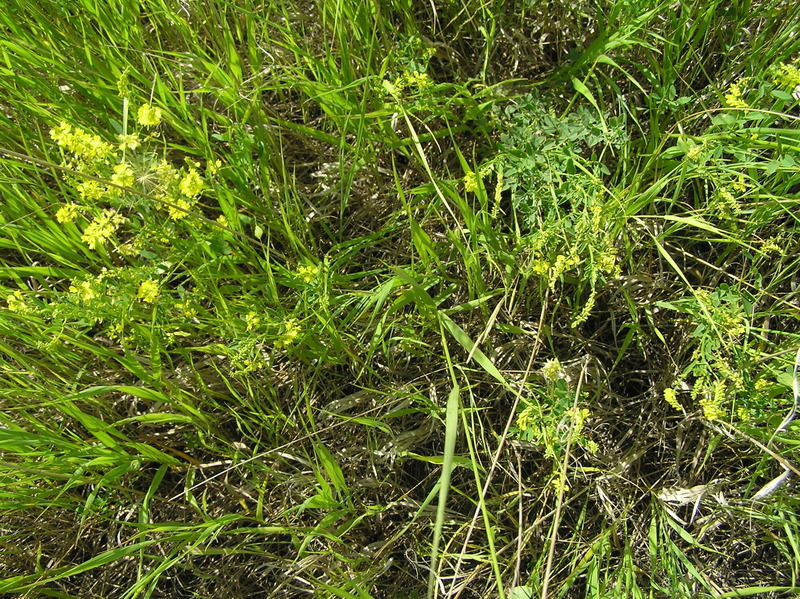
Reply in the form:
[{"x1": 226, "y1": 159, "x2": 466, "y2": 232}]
[{"x1": 1, "y1": 0, "x2": 800, "y2": 597}]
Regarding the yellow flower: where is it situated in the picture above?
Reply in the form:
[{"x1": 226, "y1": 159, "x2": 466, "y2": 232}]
[
  {"x1": 179, "y1": 169, "x2": 204, "y2": 198},
  {"x1": 663, "y1": 387, "x2": 681, "y2": 411},
  {"x1": 732, "y1": 175, "x2": 749, "y2": 192},
  {"x1": 118, "y1": 134, "x2": 140, "y2": 151},
  {"x1": 541, "y1": 358, "x2": 563, "y2": 383},
  {"x1": 107, "y1": 321, "x2": 124, "y2": 341},
  {"x1": 551, "y1": 476, "x2": 570, "y2": 494},
  {"x1": 175, "y1": 301, "x2": 197, "y2": 319},
  {"x1": 50, "y1": 122, "x2": 113, "y2": 160},
  {"x1": 56, "y1": 203, "x2": 79, "y2": 224},
  {"x1": 516, "y1": 404, "x2": 538, "y2": 434},
  {"x1": 6, "y1": 290, "x2": 29, "y2": 313},
  {"x1": 774, "y1": 62, "x2": 800, "y2": 92},
  {"x1": 137, "y1": 279, "x2": 159, "y2": 303},
  {"x1": 244, "y1": 311, "x2": 261, "y2": 331},
  {"x1": 297, "y1": 265, "x2": 319, "y2": 283},
  {"x1": 463, "y1": 170, "x2": 478, "y2": 193},
  {"x1": 166, "y1": 197, "x2": 192, "y2": 220},
  {"x1": 155, "y1": 159, "x2": 179, "y2": 184},
  {"x1": 531, "y1": 259, "x2": 550, "y2": 276},
  {"x1": 549, "y1": 253, "x2": 579, "y2": 290},
  {"x1": 206, "y1": 159, "x2": 222, "y2": 176},
  {"x1": 699, "y1": 380, "x2": 727, "y2": 421},
  {"x1": 137, "y1": 104, "x2": 162, "y2": 127},
  {"x1": 75, "y1": 180, "x2": 104, "y2": 200},
  {"x1": 275, "y1": 318, "x2": 300, "y2": 348},
  {"x1": 49, "y1": 122, "x2": 73, "y2": 146},
  {"x1": 406, "y1": 71, "x2": 432, "y2": 89},
  {"x1": 569, "y1": 407, "x2": 591, "y2": 437},
  {"x1": 68, "y1": 280, "x2": 96, "y2": 303},
  {"x1": 596, "y1": 249, "x2": 618, "y2": 275},
  {"x1": 81, "y1": 209, "x2": 125, "y2": 249},
  {"x1": 111, "y1": 162, "x2": 135, "y2": 188},
  {"x1": 724, "y1": 81, "x2": 748, "y2": 109}
]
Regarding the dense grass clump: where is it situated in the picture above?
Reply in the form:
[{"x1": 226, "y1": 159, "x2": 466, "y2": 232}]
[{"x1": 1, "y1": 1, "x2": 800, "y2": 597}]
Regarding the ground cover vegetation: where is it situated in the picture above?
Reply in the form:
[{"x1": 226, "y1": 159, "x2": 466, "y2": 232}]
[{"x1": 1, "y1": 0, "x2": 799, "y2": 597}]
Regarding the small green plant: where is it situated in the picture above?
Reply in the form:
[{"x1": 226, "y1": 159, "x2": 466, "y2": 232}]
[{"x1": 513, "y1": 357, "x2": 598, "y2": 458}]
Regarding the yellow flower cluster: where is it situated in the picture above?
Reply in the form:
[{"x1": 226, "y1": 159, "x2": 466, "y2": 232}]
[
  {"x1": 724, "y1": 81, "x2": 749, "y2": 109},
  {"x1": 463, "y1": 170, "x2": 478, "y2": 193},
  {"x1": 515, "y1": 404, "x2": 540, "y2": 437},
  {"x1": 663, "y1": 387, "x2": 681, "y2": 411},
  {"x1": 137, "y1": 279, "x2": 159, "y2": 303},
  {"x1": 110, "y1": 162, "x2": 135, "y2": 190},
  {"x1": 81, "y1": 209, "x2": 125, "y2": 249},
  {"x1": 118, "y1": 134, "x2": 140, "y2": 151},
  {"x1": 75, "y1": 179, "x2": 104, "y2": 201},
  {"x1": 68, "y1": 280, "x2": 96, "y2": 303},
  {"x1": 137, "y1": 104, "x2": 162, "y2": 127},
  {"x1": 175, "y1": 301, "x2": 197, "y2": 319},
  {"x1": 297, "y1": 265, "x2": 319, "y2": 283},
  {"x1": 549, "y1": 253, "x2": 579, "y2": 290},
  {"x1": 698, "y1": 379, "x2": 727, "y2": 421},
  {"x1": 712, "y1": 187, "x2": 741, "y2": 216},
  {"x1": 56, "y1": 203, "x2": 79, "y2": 224},
  {"x1": 179, "y1": 169, "x2": 203, "y2": 197},
  {"x1": 275, "y1": 318, "x2": 300, "y2": 348},
  {"x1": 165, "y1": 168, "x2": 205, "y2": 220},
  {"x1": 774, "y1": 62, "x2": 800, "y2": 92},
  {"x1": 6, "y1": 290, "x2": 30, "y2": 313},
  {"x1": 50, "y1": 122, "x2": 114, "y2": 161},
  {"x1": 244, "y1": 311, "x2": 261, "y2": 331},
  {"x1": 393, "y1": 70, "x2": 433, "y2": 94},
  {"x1": 569, "y1": 407, "x2": 591, "y2": 437},
  {"x1": 541, "y1": 358, "x2": 564, "y2": 383}
]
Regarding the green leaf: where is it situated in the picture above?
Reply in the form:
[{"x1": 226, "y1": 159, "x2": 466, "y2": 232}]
[
  {"x1": 438, "y1": 312, "x2": 508, "y2": 386},
  {"x1": 314, "y1": 441, "x2": 348, "y2": 498}
]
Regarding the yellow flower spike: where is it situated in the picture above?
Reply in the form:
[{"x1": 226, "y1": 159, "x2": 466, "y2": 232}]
[
  {"x1": 75, "y1": 180, "x2": 103, "y2": 201},
  {"x1": 724, "y1": 81, "x2": 748, "y2": 109},
  {"x1": 50, "y1": 122, "x2": 72, "y2": 145},
  {"x1": 137, "y1": 103, "x2": 162, "y2": 127},
  {"x1": 463, "y1": 170, "x2": 478, "y2": 193},
  {"x1": 774, "y1": 62, "x2": 800, "y2": 91},
  {"x1": 663, "y1": 387, "x2": 681, "y2": 411}
]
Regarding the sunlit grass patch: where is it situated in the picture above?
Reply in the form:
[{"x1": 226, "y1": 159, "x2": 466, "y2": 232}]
[{"x1": 1, "y1": 0, "x2": 800, "y2": 597}]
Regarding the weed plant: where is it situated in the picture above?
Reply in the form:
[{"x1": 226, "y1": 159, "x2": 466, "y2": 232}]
[{"x1": 1, "y1": 0, "x2": 800, "y2": 597}]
